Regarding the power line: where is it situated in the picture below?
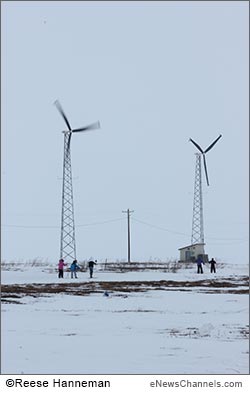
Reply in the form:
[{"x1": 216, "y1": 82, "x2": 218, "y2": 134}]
[
  {"x1": 77, "y1": 217, "x2": 125, "y2": 227},
  {"x1": 131, "y1": 217, "x2": 247, "y2": 242},
  {"x1": 2, "y1": 216, "x2": 247, "y2": 245},
  {"x1": 1, "y1": 217, "x2": 125, "y2": 229},
  {"x1": 131, "y1": 217, "x2": 188, "y2": 236},
  {"x1": 206, "y1": 239, "x2": 248, "y2": 245},
  {"x1": 2, "y1": 224, "x2": 59, "y2": 229}
]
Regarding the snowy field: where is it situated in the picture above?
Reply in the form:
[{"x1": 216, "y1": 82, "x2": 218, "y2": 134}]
[{"x1": 1, "y1": 262, "x2": 249, "y2": 374}]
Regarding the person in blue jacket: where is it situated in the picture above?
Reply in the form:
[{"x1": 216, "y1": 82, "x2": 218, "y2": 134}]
[
  {"x1": 70, "y1": 259, "x2": 80, "y2": 279},
  {"x1": 196, "y1": 256, "x2": 204, "y2": 274}
]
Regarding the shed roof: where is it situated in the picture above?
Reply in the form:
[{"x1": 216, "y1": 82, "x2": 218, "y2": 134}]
[{"x1": 178, "y1": 243, "x2": 205, "y2": 251}]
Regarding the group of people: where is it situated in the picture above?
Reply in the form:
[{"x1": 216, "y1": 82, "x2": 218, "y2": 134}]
[
  {"x1": 58, "y1": 259, "x2": 96, "y2": 279},
  {"x1": 196, "y1": 257, "x2": 216, "y2": 274},
  {"x1": 58, "y1": 257, "x2": 217, "y2": 277}
]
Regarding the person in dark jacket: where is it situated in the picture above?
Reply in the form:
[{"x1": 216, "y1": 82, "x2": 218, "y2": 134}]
[
  {"x1": 209, "y1": 258, "x2": 216, "y2": 273},
  {"x1": 88, "y1": 260, "x2": 97, "y2": 278},
  {"x1": 196, "y1": 256, "x2": 204, "y2": 274},
  {"x1": 70, "y1": 259, "x2": 80, "y2": 279}
]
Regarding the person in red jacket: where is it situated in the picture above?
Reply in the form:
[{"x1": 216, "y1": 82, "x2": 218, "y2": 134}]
[{"x1": 58, "y1": 259, "x2": 67, "y2": 278}]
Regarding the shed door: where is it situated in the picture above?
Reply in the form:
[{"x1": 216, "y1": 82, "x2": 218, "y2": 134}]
[{"x1": 185, "y1": 250, "x2": 191, "y2": 260}]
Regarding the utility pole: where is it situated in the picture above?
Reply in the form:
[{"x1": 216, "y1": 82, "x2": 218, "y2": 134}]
[{"x1": 122, "y1": 208, "x2": 134, "y2": 264}]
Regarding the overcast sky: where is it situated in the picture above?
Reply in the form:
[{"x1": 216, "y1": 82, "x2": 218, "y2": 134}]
[{"x1": 2, "y1": 1, "x2": 249, "y2": 265}]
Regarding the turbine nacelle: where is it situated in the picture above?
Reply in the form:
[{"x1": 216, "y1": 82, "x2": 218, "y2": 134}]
[
  {"x1": 54, "y1": 100, "x2": 100, "y2": 150},
  {"x1": 189, "y1": 134, "x2": 222, "y2": 186}
]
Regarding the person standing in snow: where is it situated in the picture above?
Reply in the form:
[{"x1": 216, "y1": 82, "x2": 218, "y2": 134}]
[
  {"x1": 209, "y1": 258, "x2": 216, "y2": 273},
  {"x1": 58, "y1": 259, "x2": 67, "y2": 278},
  {"x1": 70, "y1": 259, "x2": 80, "y2": 279},
  {"x1": 196, "y1": 256, "x2": 204, "y2": 274},
  {"x1": 88, "y1": 260, "x2": 97, "y2": 278}
]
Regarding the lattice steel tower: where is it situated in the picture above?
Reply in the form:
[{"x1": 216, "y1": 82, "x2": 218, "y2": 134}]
[
  {"x1": 54, "y1": 100, "x2": 100, "y2": 261},
  {"x1": 189, "y1": 134, "x2": 222, "y2": 245},
  {"x1": 191, "y1": 153, "x2": 204, "y2": 244}
]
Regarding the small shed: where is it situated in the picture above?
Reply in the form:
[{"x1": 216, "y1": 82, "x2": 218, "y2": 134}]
[{"x1": 179, "y1": 243, "x2": 208, "y2": 262}]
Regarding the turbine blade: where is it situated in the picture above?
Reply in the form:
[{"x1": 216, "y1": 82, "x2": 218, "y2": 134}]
[
  {"x1": 203, "y1": 154, "x2": 209, "y2": 186},
  {"x1": 204, "y1": 134, "x2": 222, "y2": 153},
  {"x1": 54, "y1": 100, "x2": 72, "y2": 131},
  {"x1": 67, "y1": 133, "x2": 72, "y2": 151},
  {"x1": 72, "y1": 121, "x2": 100, "y2": 133},
  {"x1": 189, "y1": 138, "x2": 204, "y2": 154}
]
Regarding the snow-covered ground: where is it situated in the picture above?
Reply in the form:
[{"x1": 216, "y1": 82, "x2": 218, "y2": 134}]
[{"x1": 1, "y1": 262, "x2": 249, "y2": 374}]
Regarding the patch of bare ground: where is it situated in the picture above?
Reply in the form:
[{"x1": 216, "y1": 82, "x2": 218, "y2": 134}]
[
  {"x1": 159, "y1": 324, "x2": 249, "y2": 341},
  {"x1": 1, "y1": 276, "x2": 249, "y2": 303}
]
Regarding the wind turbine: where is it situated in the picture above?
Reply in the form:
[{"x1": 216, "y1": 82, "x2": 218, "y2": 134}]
[
  {"x1": 189, "y1": 134, "x2": 222, "y2": 246},
  {"x1": 54, "y1": 100, "x2": 100, "y2": 261},
  {"x1": 189, "y1": 134, "x2": 222, "y2": 186}
]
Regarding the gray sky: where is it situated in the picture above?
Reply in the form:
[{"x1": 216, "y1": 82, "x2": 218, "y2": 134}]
[{"x1": 2, "y1": 1, "x2": 249, "y2": 264}]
